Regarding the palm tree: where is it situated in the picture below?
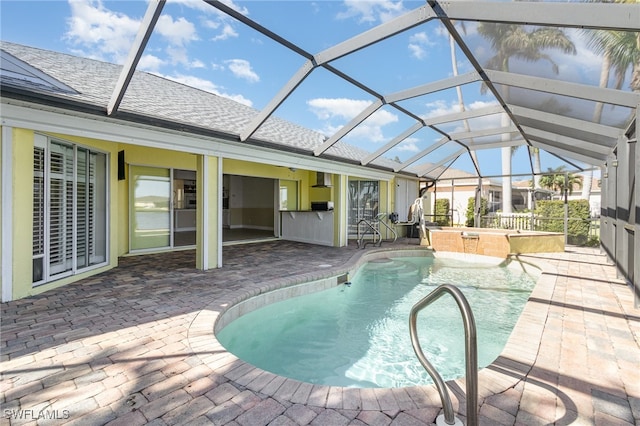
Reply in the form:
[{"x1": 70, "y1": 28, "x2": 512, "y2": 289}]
[
  {"x1": 477, "y1": 23, "x2": 576, "y2": 213},
  {"x1": 539, "y1": 166, "x2": 582, "y2": 195},
  {"x1": 581, "y1": 10, "x2": 640, "y2": 199}
]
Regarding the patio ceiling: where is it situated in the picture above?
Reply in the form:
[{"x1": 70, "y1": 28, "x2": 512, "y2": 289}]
[{"x1": 110, "y1": 0, "x2": 640, "y2": 181}]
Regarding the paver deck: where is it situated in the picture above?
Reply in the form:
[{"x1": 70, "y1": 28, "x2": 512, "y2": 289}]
[{"x1": 1, "y1": 240, "x2": 638, "y2": 425}]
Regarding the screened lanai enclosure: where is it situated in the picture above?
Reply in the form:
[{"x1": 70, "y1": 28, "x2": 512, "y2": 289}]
[
  {"x1": 1, "y1": 1, "x2": 637, "y2": 303},
  {"x1": 101, "y1": 0, "x2": 639, "y2": 305}
]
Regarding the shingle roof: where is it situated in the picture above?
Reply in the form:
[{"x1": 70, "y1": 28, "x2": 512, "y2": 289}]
[{"x1": 0, "y1": 41, "x2": 401, "y2": 172}]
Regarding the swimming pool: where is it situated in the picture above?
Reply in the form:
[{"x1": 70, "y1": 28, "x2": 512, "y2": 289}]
[{"x1": 216, "y1": 255, "x2": 537, "y2": 388}]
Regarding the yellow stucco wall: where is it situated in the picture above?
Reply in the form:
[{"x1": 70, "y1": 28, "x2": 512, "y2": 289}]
[
  {"x1": 12, "y1": 129, "x2": 35, "y2": 300},
  {"x1": 4, "y1": 129, "x2": 209, "y2": 300},
  {"x1": 7, "y1": 130, "x2": 122, "y2": 300}
]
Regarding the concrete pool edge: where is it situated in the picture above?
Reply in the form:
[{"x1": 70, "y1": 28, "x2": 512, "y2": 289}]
[{"x1": 187, "y1": 247, "x2": 558, "y2": 415}]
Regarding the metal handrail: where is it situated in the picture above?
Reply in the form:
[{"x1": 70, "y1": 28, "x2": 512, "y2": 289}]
[
  {"x1": 377, "y1": 214, "x2": 398, "y2": 244},
  {"x1": 356, "y1": 213, "x2": 397, "y2": 248},
  {"x1": 409, "y1": 284, "x2": 478, "y2": 426},
  {"x1": 356, "y1": 218, "x2": 381, "y2": 248}
]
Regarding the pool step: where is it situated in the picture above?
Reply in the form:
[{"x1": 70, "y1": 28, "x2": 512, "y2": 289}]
[{"x1": 365, "y1": 259, "x2": 418, "y2": 276}]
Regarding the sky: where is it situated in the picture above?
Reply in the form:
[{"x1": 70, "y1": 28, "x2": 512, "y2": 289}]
[{"x1": 0, "y1": 0, "x2": 622, "y2": 179}]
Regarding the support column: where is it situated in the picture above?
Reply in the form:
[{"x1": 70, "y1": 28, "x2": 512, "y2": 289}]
[
  {"x1": 615, "y1": 134, "x2": 629, "y2": 281},
  {"x1": 633, "y1": 111, "x2": 639, "y2": 308},
  {"x1": 334, "y1": 173, "x2": 348, "y2": 247},
  {"x1": 196, "y1": 154, "x2": 221, "y2": 270}
]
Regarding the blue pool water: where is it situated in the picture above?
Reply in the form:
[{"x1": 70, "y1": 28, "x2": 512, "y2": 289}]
[{"x1": 216, "y1": 256, "x2": 536, "y2": 388}]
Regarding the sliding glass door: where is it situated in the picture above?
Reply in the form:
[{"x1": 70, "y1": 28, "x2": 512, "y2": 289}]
[
  {"x1": 348, "y1": 180, "x2": 379, "y2": 237},
  {"x1": 130, "y1": 166, "x2": 171, "y2": 251},
  {"x1": 129, "y1": 166, "x2": 197, "y2": 251}
]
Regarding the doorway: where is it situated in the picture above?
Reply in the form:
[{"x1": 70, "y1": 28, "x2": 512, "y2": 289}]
[{"x1": 222, "y1": 174, "x2": 279, "y2": 244}]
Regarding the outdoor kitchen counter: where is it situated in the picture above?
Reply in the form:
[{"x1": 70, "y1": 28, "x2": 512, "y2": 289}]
[{"x1": 280, "y1": 210, "x2": 334, "y2": 246}]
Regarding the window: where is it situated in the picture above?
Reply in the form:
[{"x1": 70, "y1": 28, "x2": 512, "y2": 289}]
[
  {"x1": 32, "y1": 136, "x2": 108, "y2": 285},
  {"x1": 279, "y1": 180, "x2": 298, "y2": 211}
]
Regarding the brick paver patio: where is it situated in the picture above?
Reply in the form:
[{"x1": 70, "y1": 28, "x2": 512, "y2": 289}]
[{"x1": 1, "y1": 241, "x2": 638, "y2": 425}]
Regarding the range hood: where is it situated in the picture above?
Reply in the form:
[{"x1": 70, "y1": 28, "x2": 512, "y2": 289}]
[{"x1": 312, "y1": 172, "x2": 332, "y2": 188}]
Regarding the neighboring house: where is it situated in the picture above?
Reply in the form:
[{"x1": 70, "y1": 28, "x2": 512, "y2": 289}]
[
  {"x1": 429, "y1": 170, "x2": 603, "y2": 227},
  {"x1": 513, "y1": 176, "x2": 602, "y2": 217},
  {"x1": 0, "y1": 42, "x2": 420, "y2": 301},
  {"x1": 424, "y1": 168, "x2": 503, "y2": 226}
]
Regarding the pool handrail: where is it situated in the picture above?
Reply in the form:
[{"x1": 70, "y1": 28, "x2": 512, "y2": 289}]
[
  {"x1": 356, "y1": 213, "x2": 397, "y2": 248},
  {"x1": 409, "y1": 284, "x2": 478, "y2": 426}
]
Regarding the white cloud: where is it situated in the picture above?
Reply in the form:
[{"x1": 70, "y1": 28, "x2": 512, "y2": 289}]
[
  {"x1": 64, "y1": 0, "x2": 140, "y2": 63},
  {"x1": 161, "y1": 73, "x2": 253, "y2": 106},
  {"x1": 225, "y1": 59, "x2": 259, "y2": 82},
  {"x1": 190, "y1": 59, "x2": 206, "y2": 69},
  {"x1": 168, "y1": 0, "x2": 216, "y2": 14},
  {"x1": 64, "y1": 0, "x2": 202, "y2": 69},
  {"x1": 408, "y1": 32, "x2": 434, "y2": 60},
  {"x1": 138, "y1": 54, "x2": 166, "y2": 73},
  {"x1": 351, "y1": 109, "x2": 399, "y2": 142},
  {"x1": 170, "y1": 0, "x2": 249, "y2": 16},
  {"x1": 307, "y1": 98, "x2": 398, "y2": 143},
  {"x1": 166, "y1": 45, "x2": 190, "y2": 66},
  {"x1": 435, "y1": 21, "x2": 478, "y2": 39},
  {"x1": 423, "y1": 99, "x2": 499, "y2": 120},
  {"x1": 156, "y1": 15, "x2": 198, "y2": 46},
  {"x1": 408, "y1": 44, "x2": 426, "y2": 60},
  {"x1": 554, "y1": 28, "x2": 602, "y2": 85},
  {"x1": 422, "y1": 99, "x2": 456, "y2": 119},
  {"x1": 308, "y1": 98, "x2": 371, "y2": 120},
  {"x1": 410, "y1": 32, "x2": 432, "y2": 46},
  {"x1": 202, "y1": 19, "x2": 220, "y2": 30},
  {"x1": 217, "y1": 0, "x2": 250, "y2": 16},
  {"x1": 397, "y1": 138, "x2": 420, "y2": 152},
  {"x1": 212, "y1": 24, "x2": 239, "y2": 41},
  {"x1": 337, "y1": 0, "x2": 406, "y2": 24},
  {"x1": 177, "y1": 0, "x2": 242, "y2": 41},
  {"x1": 422, "y1": 99, "x2": 502, "y2": 133}
]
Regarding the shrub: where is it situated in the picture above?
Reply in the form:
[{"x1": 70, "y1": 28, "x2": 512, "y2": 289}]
[
  {"x1": 466, "y1": 197, "x2": 488, "y2": 227},
  {"x1": 585, "y1": 235, "x2": 600, "y2": 247},
  {"x1": 434, "y1": 198, "x2": 451, "y2": 226},
  {"x1": 535, "y1": 199, "x2": 591, "y2": 245}
]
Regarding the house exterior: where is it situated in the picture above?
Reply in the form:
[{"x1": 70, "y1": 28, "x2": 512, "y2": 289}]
[
  {"x1": 0, "y1": 42, "x2": 421, "y2": 301},
  {"x1": 424, "y1": 168, "x2": 503, "y2": 226},
  {"x1": 429, "y1": 170, "x2": 603, "y2": 227},
  {"x1": 513, "y1": 176, "x2": 602, "y2": 217}
]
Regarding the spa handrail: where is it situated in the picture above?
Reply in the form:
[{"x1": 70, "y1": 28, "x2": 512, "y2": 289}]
[{"x1": 409, "y1": 284, "x2": 478, "y2": 426}]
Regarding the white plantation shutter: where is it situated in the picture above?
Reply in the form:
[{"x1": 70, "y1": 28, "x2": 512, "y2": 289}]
[
  {"x1": 76, "y1": 148, "x2": 88, "y2": 268},
  {"x1": 49, "y1": 143, "x2": 73, "y2": 276},
  {"x1": 32, "y1": 138, "x2": 107, "y2": 285},
  {"x1": 33, "y1": 146, "x2": 45, "y2": 282}
]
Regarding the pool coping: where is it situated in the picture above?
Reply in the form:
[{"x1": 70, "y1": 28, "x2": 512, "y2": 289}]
[{"x1": 187, "y1": 246, "x2": 558, "y2": 415}]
